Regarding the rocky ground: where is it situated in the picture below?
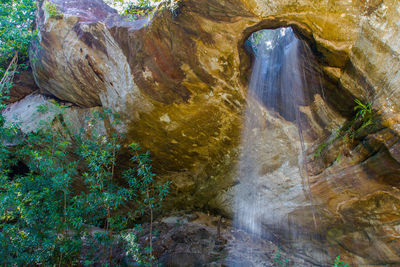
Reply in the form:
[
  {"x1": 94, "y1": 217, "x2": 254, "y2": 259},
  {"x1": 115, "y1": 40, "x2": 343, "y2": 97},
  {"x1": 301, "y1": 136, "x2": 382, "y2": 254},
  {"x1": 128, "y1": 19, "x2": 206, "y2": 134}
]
[{"x1": 118, "y1": 213, "x2": 316, "y2": 267}]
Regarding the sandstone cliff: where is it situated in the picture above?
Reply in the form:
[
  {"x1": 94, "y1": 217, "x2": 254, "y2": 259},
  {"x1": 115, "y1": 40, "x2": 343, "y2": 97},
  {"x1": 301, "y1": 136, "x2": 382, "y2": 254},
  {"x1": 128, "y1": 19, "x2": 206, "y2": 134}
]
[{"x1": 4, "y1": 0, "x2": 400, "y2": 264}]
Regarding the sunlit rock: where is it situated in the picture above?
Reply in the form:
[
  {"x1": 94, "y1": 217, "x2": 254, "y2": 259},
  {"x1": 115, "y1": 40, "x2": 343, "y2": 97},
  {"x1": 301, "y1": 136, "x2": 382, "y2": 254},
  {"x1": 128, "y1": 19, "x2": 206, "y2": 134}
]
[{"x1": 19, "y1": 0, "x2": 400, "y2": 265}]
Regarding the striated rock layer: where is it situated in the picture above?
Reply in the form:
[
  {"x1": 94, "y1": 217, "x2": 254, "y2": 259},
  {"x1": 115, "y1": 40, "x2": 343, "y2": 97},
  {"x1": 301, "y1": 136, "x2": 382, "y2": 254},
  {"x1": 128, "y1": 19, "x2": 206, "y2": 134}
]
[{"x1": 18, "y1": 0, "x2": 400, "y2": 264}]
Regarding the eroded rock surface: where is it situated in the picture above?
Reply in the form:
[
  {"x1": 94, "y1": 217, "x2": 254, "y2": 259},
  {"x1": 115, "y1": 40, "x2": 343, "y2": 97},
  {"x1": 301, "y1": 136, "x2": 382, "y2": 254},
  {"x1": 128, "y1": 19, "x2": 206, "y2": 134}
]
[
  {"x1": 4, "y1": 69, "x2": 39, "y2": 104},
  {"x1": 22, "y1": 0, "x2": 400, "y2": 265},
  {"x1": 30, "y1": 0, "x2": 361, "y2": 211}
]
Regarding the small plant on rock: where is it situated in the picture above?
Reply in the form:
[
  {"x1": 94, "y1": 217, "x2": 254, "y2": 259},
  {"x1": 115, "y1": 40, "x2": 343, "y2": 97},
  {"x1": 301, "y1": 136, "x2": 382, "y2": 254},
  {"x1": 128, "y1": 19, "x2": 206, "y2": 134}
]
[
  {"x1": 272, "y1": 248, "x2": 290, "y2": 266},
  {"x1": 354, "y1": 99, "x2": 373, "y2": 130},
  {"x1": 333, "y1": 256, "x2": 350, "y2": 267},
  {"x1": 44, "y1": 1, "x2": 63, "y2": 19},
  {"x1": 312, "y1": 98, "x2": 376, "y2": 161}
]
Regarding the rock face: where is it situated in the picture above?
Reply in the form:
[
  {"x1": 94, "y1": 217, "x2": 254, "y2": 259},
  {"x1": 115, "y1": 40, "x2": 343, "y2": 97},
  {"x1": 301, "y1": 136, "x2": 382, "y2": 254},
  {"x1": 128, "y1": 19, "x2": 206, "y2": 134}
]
[
  {"x1": 4, "y1": 69, "x2": 39, "y2": 104},
  {"x1": 22, "y1": 0, "x2": 400, "y2": 265}
]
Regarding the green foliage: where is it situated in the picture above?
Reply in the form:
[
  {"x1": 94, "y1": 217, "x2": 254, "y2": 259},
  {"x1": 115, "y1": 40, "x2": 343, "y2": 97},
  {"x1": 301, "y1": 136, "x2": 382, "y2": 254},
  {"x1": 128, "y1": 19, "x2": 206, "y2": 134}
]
[
  {"x1": 105, "y1": 0, "x2": 180, "y2": 21},
  {"x1": 339, "y1": 98, "x2": 375, "y2": 140},
  {"x1": 0, "y1": 3, "x2": 170, "y2": 264},
  {"x1": 272, "y1": 248, "x2": 290, "y2": 266},
  {"x1": 105, "y1": 0, "x2": 158, "y2": 20},
  {"x1": 44, "y1": 1, "x2": 63, "y2": 19},
  {"x1": 313, "y1": 142, "x2": 328, "y2": 158},
  {"x1": 0, "y1": 0, "x2": 36, "y2": 79},
  {"x1": 0, "y1": 105, "x2": 79, "y2": 265},
  {"x1": 122, "y1": 231, "x2": 154, "y2": 266},
  {"x1": 123, "y1": 0, "x2": 157, "y2": 20},
  {"x1": 354, "y1": 99, "x2": 373, "y2": 130},
  {"x1": 271, "y1": 252, "x2": 350, "y2": 266},
  {"x1": 313, "y1": 98, "x2": 376, "y2": 161},
  {"x1": 0, "y1": 100, "x2": 169, "y2": 265},
  {"x1": 251, "y1": 31, "x2": 265, "y2": 46},
  {"x1": 333, "y1": 256, "x2": 350, "y2": 267},
  {"x1": 0, "y1": 53, "x2": 18, "y2": 105}
]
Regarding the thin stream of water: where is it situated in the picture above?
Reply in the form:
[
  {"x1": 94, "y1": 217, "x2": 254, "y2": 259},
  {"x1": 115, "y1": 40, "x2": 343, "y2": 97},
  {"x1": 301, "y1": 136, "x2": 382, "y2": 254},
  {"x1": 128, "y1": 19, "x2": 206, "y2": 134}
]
[{"x1": 230, "y1": 27, "x2": 326, "y2": 265}]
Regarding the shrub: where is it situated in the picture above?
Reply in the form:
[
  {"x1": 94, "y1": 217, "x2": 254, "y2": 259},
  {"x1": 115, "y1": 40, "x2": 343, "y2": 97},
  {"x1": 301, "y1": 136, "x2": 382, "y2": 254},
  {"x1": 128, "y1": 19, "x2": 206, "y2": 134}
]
[
  {"x1": 0, "y1": 1, "x2": 170, "y2": 264},
  {"x1": 105, "y1": 0, "x2": 180, "y2": 21},
  {"x1": 44, "y1": 1, "x2": 63, "y2": 19},
  {"x1": 0, "y1": 0, "x2": 36, "y2": 79},
  {"x1": 0, "y1": 95, "x2": 169, "y2": 265}
]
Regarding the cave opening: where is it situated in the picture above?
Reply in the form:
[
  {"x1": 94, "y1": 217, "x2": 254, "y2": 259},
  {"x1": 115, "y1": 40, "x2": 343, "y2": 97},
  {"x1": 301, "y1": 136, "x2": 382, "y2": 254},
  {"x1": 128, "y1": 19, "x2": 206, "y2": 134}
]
[
  {"x1": 230, "y1": 27, "x2": 332, "y2": 264},
  {"x1": 243, "y1": 27, "x2": 324, "y2": 122}
]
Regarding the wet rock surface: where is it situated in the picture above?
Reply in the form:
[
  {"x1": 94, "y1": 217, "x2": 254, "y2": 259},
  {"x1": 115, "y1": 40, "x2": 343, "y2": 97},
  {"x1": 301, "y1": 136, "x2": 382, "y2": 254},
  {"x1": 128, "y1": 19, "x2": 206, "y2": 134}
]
[{"x1": 132, "y1": 213, "x2": 313, "y2": 267}]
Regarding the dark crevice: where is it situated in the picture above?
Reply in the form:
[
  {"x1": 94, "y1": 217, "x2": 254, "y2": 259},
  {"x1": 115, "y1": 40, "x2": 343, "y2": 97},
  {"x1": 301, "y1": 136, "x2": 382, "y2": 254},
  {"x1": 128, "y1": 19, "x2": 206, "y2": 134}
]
[{"x1": 85, "y1": 54, "x2": 105, "y2": 83}]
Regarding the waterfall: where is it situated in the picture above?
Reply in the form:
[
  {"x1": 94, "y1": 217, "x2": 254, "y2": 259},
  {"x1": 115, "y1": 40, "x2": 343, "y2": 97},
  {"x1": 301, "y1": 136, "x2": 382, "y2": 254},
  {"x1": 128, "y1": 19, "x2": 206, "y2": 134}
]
[{"x1": 229, "y1": 27, "x2": 326, "y2": 265}]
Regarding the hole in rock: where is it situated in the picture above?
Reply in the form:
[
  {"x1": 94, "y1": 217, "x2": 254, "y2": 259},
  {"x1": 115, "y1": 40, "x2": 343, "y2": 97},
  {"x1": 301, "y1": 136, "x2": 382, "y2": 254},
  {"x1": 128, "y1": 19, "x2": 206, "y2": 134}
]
[{"x1": 243, "y1": 27, "x2": 324, "y2": 122}]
